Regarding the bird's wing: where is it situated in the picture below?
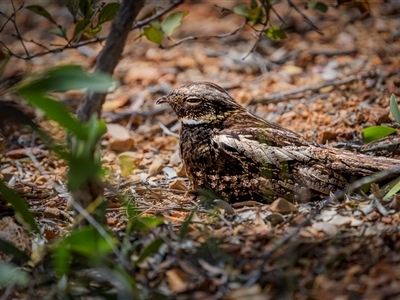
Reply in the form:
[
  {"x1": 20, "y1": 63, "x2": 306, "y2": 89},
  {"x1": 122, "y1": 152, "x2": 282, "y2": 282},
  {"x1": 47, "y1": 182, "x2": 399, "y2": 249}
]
[{"x1": 212, "y1": 127, "x2": 315, "y2": 169}]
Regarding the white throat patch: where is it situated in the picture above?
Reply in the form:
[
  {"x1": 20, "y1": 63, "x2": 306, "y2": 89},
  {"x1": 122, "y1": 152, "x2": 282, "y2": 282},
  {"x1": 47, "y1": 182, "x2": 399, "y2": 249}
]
[{"x1": 181, "y1": 118, "x2": 206, "y2": 125}]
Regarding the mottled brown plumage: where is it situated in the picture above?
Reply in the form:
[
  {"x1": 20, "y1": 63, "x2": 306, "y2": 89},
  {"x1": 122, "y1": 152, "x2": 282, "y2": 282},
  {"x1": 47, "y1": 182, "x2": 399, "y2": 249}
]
[{"x1": 157, "y1": 82, "x2": 400, "y2": 203}]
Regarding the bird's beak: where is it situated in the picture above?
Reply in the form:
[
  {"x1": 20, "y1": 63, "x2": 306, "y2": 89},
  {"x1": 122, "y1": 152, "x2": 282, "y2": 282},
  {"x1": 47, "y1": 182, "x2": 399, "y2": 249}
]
[{"x1": 156, "y1": 96, "x2": 169, "y2": 105}]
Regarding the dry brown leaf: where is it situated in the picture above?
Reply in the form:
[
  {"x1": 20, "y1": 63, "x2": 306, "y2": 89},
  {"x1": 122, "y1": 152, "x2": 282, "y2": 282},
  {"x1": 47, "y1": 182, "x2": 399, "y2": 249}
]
[
  {"x1": 166, "y1": 268, "x2": 190, "y2": 293},
  {"x1": 107, "y1": 124, "x2": 135, "y2": 151},
  {"x1": 148, "y1": 156, "x2": 164, "y2": 175},
  {"x1": 270, "y1": 198, "x2": 298, "y2": 214},
  {"x1": 102, "y1": 96, "x2": 129, "y2": 112},
  {"x1": 169, "y1": 179, "x2": 189, "y2": 191}
]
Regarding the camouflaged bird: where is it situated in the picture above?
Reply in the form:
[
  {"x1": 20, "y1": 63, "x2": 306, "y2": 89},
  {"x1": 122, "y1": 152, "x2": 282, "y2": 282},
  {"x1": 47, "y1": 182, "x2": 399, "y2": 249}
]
[{"x1": 157, "y1": 82, "x2": 400, "y2": 203}]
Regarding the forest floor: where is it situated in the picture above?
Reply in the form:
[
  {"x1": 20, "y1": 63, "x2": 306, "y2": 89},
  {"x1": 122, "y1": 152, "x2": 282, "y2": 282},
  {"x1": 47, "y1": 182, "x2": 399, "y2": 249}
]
[{"x1": 1, "y1": 1, "x2": 400, "y2": 299}]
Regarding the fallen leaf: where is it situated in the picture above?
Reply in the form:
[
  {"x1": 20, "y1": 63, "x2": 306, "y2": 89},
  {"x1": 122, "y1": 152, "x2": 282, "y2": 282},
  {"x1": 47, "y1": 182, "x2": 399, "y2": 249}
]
[
  {"x1": 148, "y1": 156, "x2": 164, "y2": 175},
  {"x1": 102, "y1": 95, "x2": 129, "y2": 112},
  {"x1": 270, "y1": 198, "x2": 298, "y2": 214},
  {"x1": 169, "y1": 179, "x2": 189, "y2": 191},
  {"x1": 166, "y1": 268, "x2": 189, "y2": 293}
]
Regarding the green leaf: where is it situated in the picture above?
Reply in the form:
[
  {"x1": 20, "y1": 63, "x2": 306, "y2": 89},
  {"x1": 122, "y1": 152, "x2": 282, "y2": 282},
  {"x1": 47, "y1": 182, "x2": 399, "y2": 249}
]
[
  {"x1": 79, "y1": 0, "x2": 92, "y2": 18},
  {"x1": 180, "y1": 209, "x2": 196, "y2": 241},
  {"x1": 313, "y1": 2, "x2": 329, "y2": 12},
  {"x1": 17, "y1": 92, "x2": 87, "y2": 140},
  {"x1": 383, "y1": 176, "x2": 400, "y2": 200},
  {"x1": 130, "y1": 216, "x2": 164, "y2": 232},
  {"x1": 54, "y1": 245, "x2": 71, "y2": 276},
  {"x1": 362, "y1": 126, "x2": 397, "y2": 143},
  {"x1": 67, "y1": 156, "x2": 101, "y2": 190},
  {"x1": 0, "y1": 181, "x2": 40, "y2": 235},
  {"x1": 25, "y1": 5, "x2": 57, "y2": 25},
  {"x1": 233, "y1": 5, "x2": 249, "y2": 17},
  {"x1": 264, "y1": 26, "x2": 287, "y2": 40},
  {"x1": 0, "y1": 262, "x2": 30, "y2": 288},
  {"x1": 143, "y1": 25, "x2": 163, "y2": 45},
  {"x1": 161, "y1": 11, "x2": 189, "y2": 36},
  {"x1": 248, "y1": 7, "x2": 262, "y2": 23},
  {"x1": 61, "y1": 226, "x2": 115, "y2": 257},
  {"x1": 16, "y1": 65, "x2": 115, "y2": 93},
  {"x1": 135, "y1": 238, "x2": 164, "y2": 265},
  {"x1": 84, "y1": 25, "x2": 102, "y2": 38},
  {"x1": 390, "y1": 94, "x2": 400, "y2": 124},
  {"x1": 49, "y1": 27, "x2": 67, "y2": 38},
  {"x1": 98, "y1": 2, "x2": 120, "y2": 25},
  {"x1": 73, "y1": 18, "x2": 90, "y2": 39},
  {"x1": 0, "y1": 238, "x2": 31, "y2": 265},
  {"x1": 67, "y1": 0, "x2": 80, "y2": 18}
]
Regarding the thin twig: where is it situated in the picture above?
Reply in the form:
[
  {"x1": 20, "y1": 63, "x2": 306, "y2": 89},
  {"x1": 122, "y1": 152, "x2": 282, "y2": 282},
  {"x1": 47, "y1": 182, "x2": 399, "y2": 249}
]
[
  {"x1": 132, "y1": 0, "x2": 184, "y2": 30},
  {"x1": 72, "y1": 200, "x2": 131, "y2": 271},
  {"x1": 158, "y1": 122, "x2": 179, "y2": 138},
  {"x1": 10, "y1": 2, "x2": 29, "y2": 57},
  {"x1": 287, "y1": 0, "x2": 323, "y2": 35},
  {"x1": 162, "y1": 21, "x2": 246, "y2": 49},
  {"x1": 245, "y1": 164, "x2": 400, "y2": 287}
]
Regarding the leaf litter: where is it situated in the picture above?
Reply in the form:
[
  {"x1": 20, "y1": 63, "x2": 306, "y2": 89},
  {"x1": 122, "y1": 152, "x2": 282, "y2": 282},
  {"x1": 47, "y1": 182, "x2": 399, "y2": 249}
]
[{"x1": 1, "y1": 1, "x2": 400, "y2": 299}]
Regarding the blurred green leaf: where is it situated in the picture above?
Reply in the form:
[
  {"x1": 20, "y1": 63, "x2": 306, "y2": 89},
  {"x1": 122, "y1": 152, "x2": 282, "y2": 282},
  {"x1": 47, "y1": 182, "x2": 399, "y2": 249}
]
[
  {"x1": 233, "y1": 5, "x2": 249, "y2": 17},
  {"x1": 308, "y1": 0, "x2": 328, "y2": 12},
  {"x1": 49, "y1": 27, "x2": 67, "y2": 38},
  {"x1": 84, "y1": 24, "x2": 102, "y2": 39},
  {"x1": 362, "y1": 126, "x2": 397, "y2": 143},
  {"x1": 383, "y1": 176, "x2": 400, "y2": 200},
  {"x1": 143, "y1": 25, "x2": 163, "y2": 45},
  {"x1": 390, "y1": 94, "x2": 400, "y2": 124},
  {"x1": 264, "y1": 26, "x2": 287, "y2": 40},
  {"x1": 130, "y1": 216, "x2": 164, "y2": 232},
  {"x1": 16, "y1": 92, "x2": 87, "y2": 140},
  {"x1": 248, "y1": 7, "x2": 262, "y2": 23},
  {"x1": 67, "y1": 116, "x2": 106, "y2": 190},
  {"x1": 73, "y1": 18, "x2": 90, "y2": 39},
  {"x1": 79, "y1": 0, "x2": 92, "y2": 18},
  {"x1": 67, "y1": 157, "x2": 101, "y2": 190},
  {"x1": 161, "y1": 11, "x2": 189, "y2": 36},
  {"x1": 67, "y1": 0, "x2": 80, "y2": 18},
  {"x1": 313, "y1": 2, "x2": 329, "y2": 12},
  {"x1": 0, "y1": 181, "x2": 40, "y2": 235},
  {"x1": 25, "y1": 5, "x2": 57, "y2": 25},
  {"x1": 54, "y1": 245, "x2": 71, "y2": 277},
  {"x1": 135, "y1": 238, "x2": 164, "y2": 265},
  {"x1": 98, "y1": 2, "x2": 120, "y2": 25},
  {"x1": 180, "y1": 209, "x2": 196, "y2": 241},
  {"x1": 61, "y1": 226, "x2": 115, "y2": 257},
  {"x1": 16, "y1": 65, "x2": 115, "y2": 93},
  {"x1": 0, "y1": 238, "x2": 31, "y2": 265},
  {"x1": 0, "y1": 262, "x2": 30, "y2": 288},
  {"x1": 251, "y1": 0, "x2": 258, "y2": 9}
]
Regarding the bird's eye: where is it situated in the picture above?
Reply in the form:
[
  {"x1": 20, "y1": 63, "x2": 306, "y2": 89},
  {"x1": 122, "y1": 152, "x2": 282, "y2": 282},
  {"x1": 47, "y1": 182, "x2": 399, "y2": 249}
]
[{"x1": 185, "y1": 98, "x2": 201, "y2": 105}]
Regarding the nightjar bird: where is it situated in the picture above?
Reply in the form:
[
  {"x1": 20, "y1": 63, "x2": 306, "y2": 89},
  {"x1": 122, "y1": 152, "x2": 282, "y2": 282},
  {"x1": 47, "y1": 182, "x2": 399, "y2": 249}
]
[{"x1": 157, "y1": 82, "x2": 400, "y2": 203}]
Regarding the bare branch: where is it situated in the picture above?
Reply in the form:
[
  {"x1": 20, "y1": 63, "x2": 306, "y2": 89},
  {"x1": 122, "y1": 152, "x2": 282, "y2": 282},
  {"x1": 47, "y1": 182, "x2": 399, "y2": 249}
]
[
  {"x1": 162, "y1": 21, "x2": 246, "y2": 49},
  {"x1": 132, "y1": 0, "x2": 184, "y2": 30},
  {"x1": 77, "y1": 0, "x2": 146, "y2": 122},
  {"x1": 287, "y1": 0, "x2": 323, "y2": 35}
]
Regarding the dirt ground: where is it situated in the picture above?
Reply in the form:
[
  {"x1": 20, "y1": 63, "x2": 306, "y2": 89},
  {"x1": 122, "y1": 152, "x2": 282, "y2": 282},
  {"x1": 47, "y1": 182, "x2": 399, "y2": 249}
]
[{"x1": 1, "y1": 1, "x2": 400, "y2": 299}]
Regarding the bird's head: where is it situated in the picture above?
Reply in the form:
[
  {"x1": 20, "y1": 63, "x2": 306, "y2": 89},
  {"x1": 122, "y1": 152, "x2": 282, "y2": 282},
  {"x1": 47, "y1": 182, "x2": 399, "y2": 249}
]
[{"x1": 156, "y1": 82, "x2": 243, "y2": 126}]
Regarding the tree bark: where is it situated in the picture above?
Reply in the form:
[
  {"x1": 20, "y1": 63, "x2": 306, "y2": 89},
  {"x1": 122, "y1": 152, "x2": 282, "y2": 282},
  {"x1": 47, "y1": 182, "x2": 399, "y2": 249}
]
[
  {"x1": 73, "y1": 0, "x2": 145, "y2": 225},
  {"x1": 77, "y1": 0, "x2": 146, "y2": 122}
]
